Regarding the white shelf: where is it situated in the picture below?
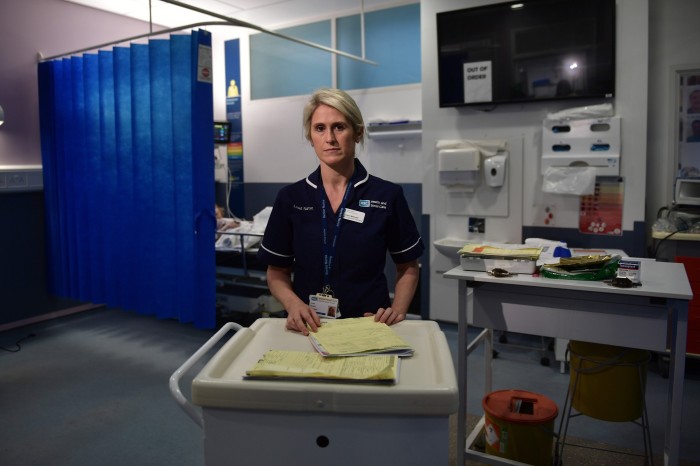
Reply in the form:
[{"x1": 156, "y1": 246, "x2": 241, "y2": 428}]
[
  {"x1": 367, "y1": 121, "x2": 422, "y2": 140},
  {"x1": 0, "y1": 165, "x2": 43, "y2": 192},
  {"x1": 652, "y1": 231, "x2": 700, "y2": 241}
]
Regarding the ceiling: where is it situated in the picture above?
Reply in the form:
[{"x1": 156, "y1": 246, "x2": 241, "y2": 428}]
[{"x1": 64, "y1": 0, "x2": 400, "y2": 30}]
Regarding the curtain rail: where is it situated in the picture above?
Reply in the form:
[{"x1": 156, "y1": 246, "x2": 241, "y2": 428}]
[
  {"x1": 39, "y1": 21, "x2": 228, "y2": 61},
  {"x1": 40, "y1": 1, "x2": 377, "y2": 65},
  {"x1": 160, "y1": 0, "x2": 376, "y2": 65}
]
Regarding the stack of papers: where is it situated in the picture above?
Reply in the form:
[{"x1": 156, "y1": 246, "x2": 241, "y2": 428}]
[
  {"x1": 245, "y1": 350, "x2": 399, "y2": 384},
  {"x1": 458, "y1": 243, "x2": 542, "y2": 274},
  {"x1": 243, "y1": 317, "x2": 412, "y2": 385},
  {"x1": 309, "y1": 316, "x2": 414, "y2": 357},
  {"x1": 458, "y1": 244, "x2": 542, "y2": 260}
]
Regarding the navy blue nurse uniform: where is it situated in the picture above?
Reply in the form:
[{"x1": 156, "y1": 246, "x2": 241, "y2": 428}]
[{"x1": 257, "y1": 159, "x2": 424, "y2": 318}]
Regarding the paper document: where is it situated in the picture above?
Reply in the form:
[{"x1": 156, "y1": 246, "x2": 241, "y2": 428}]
[
  {"x1": 458, "y1": 244, "x2": 542, "y2": 260},
  {"x1": 309, "y1": 317, "x2": 414, "y2": 357},
  {"x1": 245, "y1": 350, "x2": 399, "y2": 384}
]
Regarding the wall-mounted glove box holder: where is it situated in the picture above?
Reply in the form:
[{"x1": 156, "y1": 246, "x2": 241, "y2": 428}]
[{"x1": 541, "y1": 116, "x2": 620, "y2": 176}]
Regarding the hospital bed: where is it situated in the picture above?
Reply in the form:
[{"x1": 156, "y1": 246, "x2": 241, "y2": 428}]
[{"x1": 215, "y1": 208, "x2": 282, "y2": 320}]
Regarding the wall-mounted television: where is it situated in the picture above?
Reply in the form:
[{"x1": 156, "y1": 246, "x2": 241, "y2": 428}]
[
  {"x1": 436, "y1": 0, "x2": 616, "y2": 108},
  {"x1": 214, "y1": 121, "x2": 231, "y2": 144}
]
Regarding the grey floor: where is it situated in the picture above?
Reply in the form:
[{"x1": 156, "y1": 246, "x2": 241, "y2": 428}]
[{"x1": 1, "y1": 307, "x2": 699, "y2": 465}]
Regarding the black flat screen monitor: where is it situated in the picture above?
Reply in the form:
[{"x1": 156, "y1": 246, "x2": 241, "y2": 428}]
[
  {"x1": 214, "y1": 122, "x2": 230, "y2": 144},
  {"x1": 436, "y1": 0, "x2": 616, "y2": 108}
]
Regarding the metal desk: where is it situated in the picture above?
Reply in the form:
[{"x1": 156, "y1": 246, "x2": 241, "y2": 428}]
[{"x1": 444, "y1": 260, "x2": 692, "y2": 466}]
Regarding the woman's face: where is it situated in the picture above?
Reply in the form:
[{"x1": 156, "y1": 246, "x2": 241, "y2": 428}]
[{"x1": 310, "y1": 104, "x2": 357, "y2": 169}]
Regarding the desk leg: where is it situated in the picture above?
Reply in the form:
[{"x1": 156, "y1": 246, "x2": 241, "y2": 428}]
[
  {"x1": 665, "y1": 299, "x2": 688, "y2": 466},
  {"x1": 457, "y1": 280, "x2": 468, "y2": 466}
]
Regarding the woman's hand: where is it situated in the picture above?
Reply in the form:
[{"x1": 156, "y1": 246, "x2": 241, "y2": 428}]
[
  {"x1": 266, "y1": 265, "x2": 321, "y2": 336},
  {"x1": 364, "y1": 307, "x2": 405, "y2": 326},
  {"x1": 285, "y1": 301, "x2": 321, "y2": 335}
]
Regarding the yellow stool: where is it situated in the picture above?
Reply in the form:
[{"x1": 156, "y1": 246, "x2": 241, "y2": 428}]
[{"x1": 555, "y1": 341, "x2": 653, "y2": 465}]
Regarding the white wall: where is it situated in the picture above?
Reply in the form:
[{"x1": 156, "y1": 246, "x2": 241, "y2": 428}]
[
  {"x1": 0, "y1": 0, "x2": 159, "y2": 166},
  {"x1": 421, "y1": 0, "x2": 649, "y2": 322},
  {"x1": 646, "y1": 0, "x2": 700, "y2": 232},
  {"x1": 209, "y1": 7, "x2": 423, "y2": 186}
]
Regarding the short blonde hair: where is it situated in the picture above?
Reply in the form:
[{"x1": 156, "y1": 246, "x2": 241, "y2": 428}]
[{"x1": 303, "y1": 88, "x2": 365, "y2": 145}]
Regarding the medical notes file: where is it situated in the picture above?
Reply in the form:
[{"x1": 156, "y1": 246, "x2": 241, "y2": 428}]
[
  {"x1": 244, "y1": 350, "x2": 399, "y2": 384},
  {"x1": 309, "y1": 316, "x2": 414, "y2": 357}
]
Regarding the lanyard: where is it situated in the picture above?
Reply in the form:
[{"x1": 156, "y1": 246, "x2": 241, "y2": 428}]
[{"x1": 320, "y1": 175, "x2": 355, "y2": 293}]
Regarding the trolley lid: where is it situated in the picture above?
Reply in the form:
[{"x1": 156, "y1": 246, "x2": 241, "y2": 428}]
[{"x1": 191, "y1": 318, "x2": 458, "y2": 416}]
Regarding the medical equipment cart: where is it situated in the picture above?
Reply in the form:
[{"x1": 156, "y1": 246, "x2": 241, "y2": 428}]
[{"x1": 170, "y1": 318, "x2": 458, "y2": 466}]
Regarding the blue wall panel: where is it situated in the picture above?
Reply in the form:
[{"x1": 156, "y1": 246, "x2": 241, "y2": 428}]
[{"x1": 250, "y1": 21, "x2": 332, "y2": 99}]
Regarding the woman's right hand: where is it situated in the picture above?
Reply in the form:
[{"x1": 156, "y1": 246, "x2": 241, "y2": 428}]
[
  {"x1": 285, "y1": 302, "x2": 321, "y2": 335},
  {"x1": 266, "y1": 265, "x2": 321, "y2": 335}
]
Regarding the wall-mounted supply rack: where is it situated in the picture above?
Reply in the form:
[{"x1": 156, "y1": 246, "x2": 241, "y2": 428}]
[{"x1": 367, "y1": 120, "x2": 422, "y2": 140}]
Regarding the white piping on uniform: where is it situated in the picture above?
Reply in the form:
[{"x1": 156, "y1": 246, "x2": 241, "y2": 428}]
[
  {"x1": 354, "y1": 171, "x2": 369, "y2": 187},
  {"x1": 260, "y1": 242, "x2": 294, "y2": 258},
  {"x1": 390, "y1": 237, "x2": 422, "y2": 255},
  {"x1": 307, "y1": 171, "x2": 367, "y2": 189}
]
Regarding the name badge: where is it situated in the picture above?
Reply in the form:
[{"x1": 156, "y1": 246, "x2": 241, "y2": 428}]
[
  {"x1": 309, "y1": 294, "x2": 340, "y2": 318},
  {"x1": 342, "y1": 208, "x2": 365, "y2": 223}
]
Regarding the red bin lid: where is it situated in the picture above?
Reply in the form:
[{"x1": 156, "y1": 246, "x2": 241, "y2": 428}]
[{"x1": 483, "y1": 389, "x2": 558, "y2": 424}]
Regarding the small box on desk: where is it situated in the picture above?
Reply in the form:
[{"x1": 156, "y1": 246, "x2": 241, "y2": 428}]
[
  {"x1": 460, "y1": 255, "x2": 538, "y2": 274},
  {"x1": 458, "y1": 244, "x2": 542, "y2": 274}
]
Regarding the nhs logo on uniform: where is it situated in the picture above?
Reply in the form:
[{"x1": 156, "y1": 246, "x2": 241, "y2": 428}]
[{"x1": 359, "y1": 200, "x2": 370, "y2": 207}]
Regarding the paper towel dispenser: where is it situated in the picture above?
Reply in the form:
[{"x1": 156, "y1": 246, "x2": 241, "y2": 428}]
[{"x1": 438, "y1": 148, "x2": 480, "y2": 190}]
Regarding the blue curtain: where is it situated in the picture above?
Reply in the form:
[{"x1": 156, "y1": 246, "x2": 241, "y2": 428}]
[{"x1": 37, "y1": 31, "x2": 216, "y2": 329}]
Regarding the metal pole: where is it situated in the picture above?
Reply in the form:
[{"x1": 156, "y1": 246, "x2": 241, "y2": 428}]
[
  {"x1": 42, "y1": 2, "x2": 377, "y2": 65},
  {"x1": 159, "y1": 0, "x2": 377, "y2": 65},
  {"x1": 39, "y1": 21, "x2": 228, "y2": 61}
]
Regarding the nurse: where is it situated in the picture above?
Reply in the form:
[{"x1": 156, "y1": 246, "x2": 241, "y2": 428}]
[{"x1": 257, "y1": 88, "x2": 424, "y2": 335}]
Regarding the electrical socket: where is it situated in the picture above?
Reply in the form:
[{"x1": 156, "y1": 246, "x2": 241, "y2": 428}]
[{"x1": 7, "y1": 173, "x2": 27, "y2": 188}]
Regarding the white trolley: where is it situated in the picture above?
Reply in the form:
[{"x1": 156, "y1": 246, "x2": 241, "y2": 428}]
[{"x1": 170, "y1": 318, "x2": 458, "y2": 466}]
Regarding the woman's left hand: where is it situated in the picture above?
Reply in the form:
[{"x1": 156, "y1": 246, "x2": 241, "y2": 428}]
[{"x1": 364, "y1": 307, "x2": 405, "y2": 326}]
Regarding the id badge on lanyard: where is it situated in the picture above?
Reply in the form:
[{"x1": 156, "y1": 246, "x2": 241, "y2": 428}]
[
  {"x1": 308, "y1": 175, "x2": 354, "y2": 319},
  {"x1": 309, "y1": 292, "x2": 340, "y2": 319}
]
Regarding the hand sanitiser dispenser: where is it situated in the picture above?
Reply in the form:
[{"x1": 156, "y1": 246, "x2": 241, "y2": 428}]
[
  {"x1": 484, "y1": 154, "x2": 507, "y2": 187},
  {"x1": 438, "y1": 147, "x2": 481, "y2": 191}
]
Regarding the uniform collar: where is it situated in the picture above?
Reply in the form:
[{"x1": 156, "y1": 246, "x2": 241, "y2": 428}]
[{"x1": 305, "y1": 158, "x2": 369, "y2": 189}]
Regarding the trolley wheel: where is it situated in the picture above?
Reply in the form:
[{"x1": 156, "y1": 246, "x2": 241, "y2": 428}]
[
  {"x1": 498, "y1": 332, "x2": 508, "y2": 344},
  {"x1": 492, "y1": 349, "x2": 499, "y2": 359},
  {"x1": 540, "y1": 356, "x2": 550, "y2": 366}
]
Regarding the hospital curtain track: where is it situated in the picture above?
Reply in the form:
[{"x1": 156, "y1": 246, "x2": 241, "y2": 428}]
[{"x1": 37, "y1": 30, "x2": 216, "y2": 329}]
